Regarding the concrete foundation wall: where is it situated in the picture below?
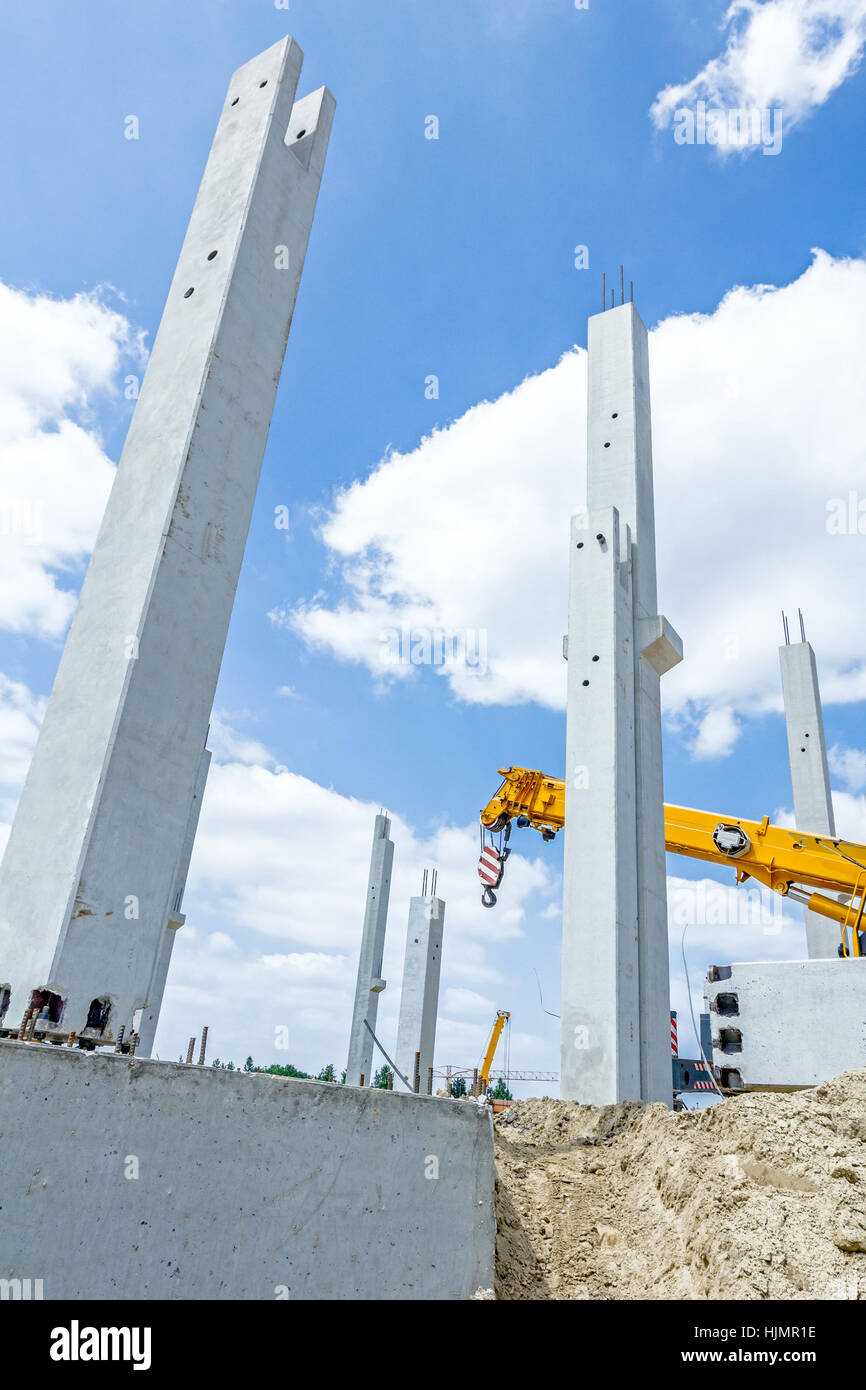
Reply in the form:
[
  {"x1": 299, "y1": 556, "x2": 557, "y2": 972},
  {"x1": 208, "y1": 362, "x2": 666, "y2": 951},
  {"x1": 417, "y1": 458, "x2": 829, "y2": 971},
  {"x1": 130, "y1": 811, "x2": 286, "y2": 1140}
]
[{"x1": 0, "y1": 1042, "x2": 494, "y2": 1300}]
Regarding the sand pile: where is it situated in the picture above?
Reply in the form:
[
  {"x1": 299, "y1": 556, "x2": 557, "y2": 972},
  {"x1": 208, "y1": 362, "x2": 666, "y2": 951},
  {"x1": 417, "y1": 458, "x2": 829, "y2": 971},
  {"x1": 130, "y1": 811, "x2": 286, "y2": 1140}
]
[{"x1": 494, "y1": 1069, "x2": 866, "y2": 1300}]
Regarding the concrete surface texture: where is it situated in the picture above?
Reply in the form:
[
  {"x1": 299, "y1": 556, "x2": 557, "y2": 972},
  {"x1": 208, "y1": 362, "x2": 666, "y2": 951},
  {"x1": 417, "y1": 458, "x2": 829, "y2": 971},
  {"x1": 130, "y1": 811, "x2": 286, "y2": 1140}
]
[
  {"x1": 395, "y1": 895, "x2": 445, "y2": 1091},
  {"x1": 560, "y1": 301, "x2": 680, "y2": 1106},
  {"x1": 0, "y1": 39, "x2": 334, "y2": 1048},
  {"x1": 705, "y1": 958, "x2": 866, "y2": 1088},
  {"x1": 0, "y1": 1042, "x2": 494, "y2": 1300},
  {"x1": 779, "y1": 639, "x2": 839, "y2": 959},
  {"x1": 346, "y1": 814, "x2": 394, "y2": 1087}
]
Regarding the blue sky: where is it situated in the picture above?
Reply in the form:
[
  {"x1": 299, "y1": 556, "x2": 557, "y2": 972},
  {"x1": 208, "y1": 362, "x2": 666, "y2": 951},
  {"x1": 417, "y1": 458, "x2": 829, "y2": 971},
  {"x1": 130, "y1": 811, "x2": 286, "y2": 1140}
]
[{"x1": 2, "y1": 0, "x2": 866, "y2": 1093}]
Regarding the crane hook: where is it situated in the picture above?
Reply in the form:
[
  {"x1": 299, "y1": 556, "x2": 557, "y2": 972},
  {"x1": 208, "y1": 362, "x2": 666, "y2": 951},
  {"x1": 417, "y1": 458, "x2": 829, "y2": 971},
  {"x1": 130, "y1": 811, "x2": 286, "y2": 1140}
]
[{"x1": 481, "y1": 886, "x2": 497, "y2": 909}]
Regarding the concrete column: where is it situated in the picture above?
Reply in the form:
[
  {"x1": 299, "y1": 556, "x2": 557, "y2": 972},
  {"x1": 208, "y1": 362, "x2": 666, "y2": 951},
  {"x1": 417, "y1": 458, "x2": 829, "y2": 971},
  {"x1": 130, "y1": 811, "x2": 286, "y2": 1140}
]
[
  {"x1": 395, "y1": 894, "x2": 445, "y2": 1091},
  {"x1": 560, "y1": 301, "x2": 681, "y2": 1105},
  {"x1": 0, "y1": 39, "x2": 334, "y2": 1042},
  {"x1": 780, "y1": 636, "x2": 838, "y2": 958},
  {"x1": 345, "y1": 814, "x2": 394, "y2": 1087}
]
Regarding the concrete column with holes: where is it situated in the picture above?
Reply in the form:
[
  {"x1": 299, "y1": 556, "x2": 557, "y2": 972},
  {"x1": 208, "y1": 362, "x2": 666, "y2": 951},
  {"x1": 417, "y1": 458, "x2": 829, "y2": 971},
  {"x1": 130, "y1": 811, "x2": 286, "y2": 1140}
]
[
  {"x1": 0, "y1": 38, "x2": 334, "y2": 1046},
  {"x1": 395, "y1": 895, "x2": 445, "y2": 1091},
  {"x1": 345, "y1": 814, "x2": 394, "y2": 1087},
  {"x1": 780, "y1": 639, "x2": 839, "y2": 958},
  {"x1": 560, "y1": 301, "x2": 682, "y2": 1105}
]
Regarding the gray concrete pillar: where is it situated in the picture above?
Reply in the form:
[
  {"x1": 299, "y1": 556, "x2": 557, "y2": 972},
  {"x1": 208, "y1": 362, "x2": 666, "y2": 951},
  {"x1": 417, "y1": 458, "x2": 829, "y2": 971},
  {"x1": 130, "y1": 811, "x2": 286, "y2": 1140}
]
[
  {"x1": 395, "y1": 893, "x2": 445, "y2": 1092},
  {"x1": 779, "y1": 633, "x2": 838, "y2": 958},
  {"x1": 345, "y1": 814, "x2": 394, "y2": 1087},
  {"x1": 0, "y1": 39, "x2": 334, "y2": 1043},
  {"x1": 560, "y1": 301, "x2": 681, "y2": 1105}
]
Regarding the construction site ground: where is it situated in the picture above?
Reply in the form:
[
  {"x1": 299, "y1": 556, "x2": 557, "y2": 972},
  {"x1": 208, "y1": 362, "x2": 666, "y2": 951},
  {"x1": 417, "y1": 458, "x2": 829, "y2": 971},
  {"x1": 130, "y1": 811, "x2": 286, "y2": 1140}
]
[{"x1": 493, "y1": 1068, "x2": 866, "y2": 1299}]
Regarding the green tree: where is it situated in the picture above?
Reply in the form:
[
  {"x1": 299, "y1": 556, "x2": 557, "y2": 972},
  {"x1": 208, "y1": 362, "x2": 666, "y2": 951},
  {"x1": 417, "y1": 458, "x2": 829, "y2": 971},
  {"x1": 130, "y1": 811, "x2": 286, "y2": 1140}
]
[
  {"x1": 317, "y1": 1063, "x2": 336, "y2": 1083},
  {"x1": 372, "y1": 1065, "x2": 390, "y2": 1089},
  {"x1": 450, "y1": 1076, "x2": 467, "y2": 1098},
  {"x1": 264, "y1": 1063, "x2": 310, "y2": 1079},
  {"x1": 488, "y1": 1077, "x2": 513, "y2": 1101}
]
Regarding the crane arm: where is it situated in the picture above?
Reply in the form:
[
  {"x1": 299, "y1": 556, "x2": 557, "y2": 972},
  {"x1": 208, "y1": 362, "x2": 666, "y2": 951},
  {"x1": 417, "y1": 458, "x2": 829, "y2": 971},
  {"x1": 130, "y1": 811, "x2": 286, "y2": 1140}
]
[
  {"x1": 480, "y1": 1010, "x2": 510, "y2": 1086},
  {"x1": 480, "y1": 766, "x2": 866, "y2": 950}
]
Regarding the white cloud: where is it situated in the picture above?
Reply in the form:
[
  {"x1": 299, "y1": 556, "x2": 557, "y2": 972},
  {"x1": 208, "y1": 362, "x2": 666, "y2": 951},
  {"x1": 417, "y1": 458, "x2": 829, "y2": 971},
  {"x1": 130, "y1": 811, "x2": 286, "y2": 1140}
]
[
  {"x1": 282, "y1": 350, "x2": 584, "y2": 710},
  {"x1": 0, "y1": 675, "x2": 46, "y2": 844},
  {"x1": 829, "y1": 743, "x2": 866, "y2": 792},
  {"x1": 651, "y1": 0, "x2": 866, "y2": 149},
  {"x1": 207, "y1": 711, "x2": 274, "y2": 767},
  {"x1": 689, "y1": 706, "x2": 741, "y2": 761},
  {"x1": 775, "y1": 788, "x2": 866, "y2": 839},
  {"x1": 286, "y1": 251, "x2": 866, "y2": 760},
  {"x1": 0, "y1": 281, "x2": 143, "y2": 638}
]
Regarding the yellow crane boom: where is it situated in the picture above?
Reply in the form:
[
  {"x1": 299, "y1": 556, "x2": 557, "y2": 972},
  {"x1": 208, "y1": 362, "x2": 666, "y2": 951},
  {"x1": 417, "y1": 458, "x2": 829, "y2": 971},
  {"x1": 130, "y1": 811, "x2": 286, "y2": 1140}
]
[
  {"x1": 481, "y1": 1010, "x2": 510, "y2": 1089},
  {"x1": 480, "y1": 766, "x2": 866, "y2": 956}
]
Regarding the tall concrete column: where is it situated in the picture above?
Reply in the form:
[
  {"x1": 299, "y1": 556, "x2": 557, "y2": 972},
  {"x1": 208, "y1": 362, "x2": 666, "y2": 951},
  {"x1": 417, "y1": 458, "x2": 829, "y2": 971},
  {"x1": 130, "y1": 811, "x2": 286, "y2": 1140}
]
[
  {"x1": 0, "y1": 39, "x2": 334, "y2": 1043},
  {"x1": 560, "y1": 300, "x2": 681, "y2": 1105},
  {"x1": 780, "y1": 626, "x2": 838, "y2": 958},
  {"x1": 395, "y1": 890, "x2": 445, "y2": 1091},
  {"x1": 346, "y1": 814, "x2": 394, "y2": 1087}
]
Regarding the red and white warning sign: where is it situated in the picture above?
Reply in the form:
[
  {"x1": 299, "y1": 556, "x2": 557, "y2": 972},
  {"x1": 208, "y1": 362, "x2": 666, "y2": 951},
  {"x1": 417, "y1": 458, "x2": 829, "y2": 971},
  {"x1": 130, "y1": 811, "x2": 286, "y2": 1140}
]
[{"x1": 477, "y1": 846, "x2": 503, "y2": 887}]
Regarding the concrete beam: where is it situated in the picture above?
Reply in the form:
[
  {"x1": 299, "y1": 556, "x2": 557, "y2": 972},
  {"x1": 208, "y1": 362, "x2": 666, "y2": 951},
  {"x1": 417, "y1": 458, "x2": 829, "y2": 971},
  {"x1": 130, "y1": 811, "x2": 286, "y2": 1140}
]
[
  {"x1": 779, "y1": 639, "x2": 838, "y2": 958},
  {"x1": 0, "y1": 39, "x2": 334, "y2": 1042},
  {"x1": 346, "y1": 814, "x2": 394, "y2": 1086},
  {"x1": 395, "y1": 895, "x2": 445, "y2": 1092},
  {"x1": 561, "y1": 302, "x2": 678, "y2": 1105}
]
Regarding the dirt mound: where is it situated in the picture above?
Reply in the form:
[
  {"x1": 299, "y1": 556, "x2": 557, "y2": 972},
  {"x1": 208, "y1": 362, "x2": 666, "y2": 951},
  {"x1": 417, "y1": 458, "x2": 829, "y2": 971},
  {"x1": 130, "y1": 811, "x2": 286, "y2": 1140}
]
[{"x1": 494, "y1": 1069, "x2": 866, "y2": 1300}]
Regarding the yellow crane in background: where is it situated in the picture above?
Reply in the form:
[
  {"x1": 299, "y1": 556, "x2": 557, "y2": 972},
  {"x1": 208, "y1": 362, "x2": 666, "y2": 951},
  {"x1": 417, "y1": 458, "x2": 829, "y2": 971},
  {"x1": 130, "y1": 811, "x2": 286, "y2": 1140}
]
[
  {"x1": 479, "y1": 1009, "x2": 511, "y2": 1095},
  {"x1": 479, "y1": 766, "x2": 866, "y2": 958}
]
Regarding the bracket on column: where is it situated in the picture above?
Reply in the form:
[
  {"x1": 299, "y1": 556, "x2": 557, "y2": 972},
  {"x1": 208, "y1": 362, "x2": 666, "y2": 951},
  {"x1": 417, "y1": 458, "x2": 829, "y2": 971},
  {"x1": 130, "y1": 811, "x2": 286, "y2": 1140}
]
[{"x1": 637, "y1": 615, "x2": 683, "y2": 676}]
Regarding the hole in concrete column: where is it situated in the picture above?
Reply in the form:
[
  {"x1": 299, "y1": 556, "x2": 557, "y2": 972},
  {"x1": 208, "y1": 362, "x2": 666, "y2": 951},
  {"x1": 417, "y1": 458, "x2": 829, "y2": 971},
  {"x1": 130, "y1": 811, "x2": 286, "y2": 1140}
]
[
  {"x1": 85, "y1": 995, "x2": 112, "y2": 1036},
  {"x1": 576, "y1": 542, "x2": 584, "y2": 549},
  {"x1": 801, "y1": 747, "x2": 806, "y2": 752},
  {"x1": 714, "y1": 992, "x2": 739, "y2": 1016},
  {"x1": 29, "y1": 988, "x2": 65, "y2": 1029},
  {"x1": 184, "y1": 287, "x2": 195, "y2": 298},
  {"x1": 592, "y1": 655, "x2": 599, "y2": 662},
  {"x1": 582, "y1": 679, "x2": 589, "y2": 687},
  {"x1": 259, "y1": 80, "x2": 268, "y2": 88},
  {"x1": 296, "y1": 129, "x2": 307, "y2": 139},
  {"x1": 207, "y1": 250, "x2": 218, "y2": 261},
  {"x1": 603, "y1": 442, "x2": 611, "y2": 448},
  {"x1": 231, "y1": 97, "x2": 239, "y2": 106},
  {"x1": 720, "y1": 1067, "x2": 743, "y2": 1090},
  {"x1": 611, "y1": 412, "x2": 618, "y2": 418}
]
